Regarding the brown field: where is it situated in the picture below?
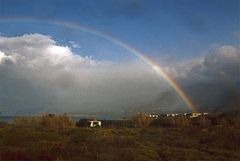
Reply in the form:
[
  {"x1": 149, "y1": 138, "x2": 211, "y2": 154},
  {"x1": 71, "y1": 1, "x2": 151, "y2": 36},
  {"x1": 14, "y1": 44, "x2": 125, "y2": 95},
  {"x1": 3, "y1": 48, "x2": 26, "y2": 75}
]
[{"x1": 0, "y1": 112, "x2": 239, "y2": 161}]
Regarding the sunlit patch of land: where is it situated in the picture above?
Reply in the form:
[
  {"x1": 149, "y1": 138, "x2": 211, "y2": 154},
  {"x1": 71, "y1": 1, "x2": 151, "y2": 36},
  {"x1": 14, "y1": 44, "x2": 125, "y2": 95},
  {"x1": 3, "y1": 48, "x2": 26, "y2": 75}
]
[{"x1": 0, "y1": 112, "x2": 239, "y2": 161}]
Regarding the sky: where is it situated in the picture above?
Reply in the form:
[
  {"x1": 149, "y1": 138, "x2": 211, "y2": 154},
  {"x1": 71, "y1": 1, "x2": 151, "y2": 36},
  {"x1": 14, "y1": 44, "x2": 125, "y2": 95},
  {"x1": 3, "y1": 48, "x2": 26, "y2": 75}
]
[
  {"x1": 0, "y1": 0, "x2": 239, "y2": 116},
  {"x1": 0, "y1": 0, "x2": 239, "y2": 59}
]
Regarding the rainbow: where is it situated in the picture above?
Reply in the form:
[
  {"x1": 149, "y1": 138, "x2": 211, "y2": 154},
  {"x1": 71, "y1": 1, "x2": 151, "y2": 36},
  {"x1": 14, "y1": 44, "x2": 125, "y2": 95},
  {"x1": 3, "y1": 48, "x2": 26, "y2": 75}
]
[{"x1": 0, "y1": 17, "x2": 197, "y2": 112}]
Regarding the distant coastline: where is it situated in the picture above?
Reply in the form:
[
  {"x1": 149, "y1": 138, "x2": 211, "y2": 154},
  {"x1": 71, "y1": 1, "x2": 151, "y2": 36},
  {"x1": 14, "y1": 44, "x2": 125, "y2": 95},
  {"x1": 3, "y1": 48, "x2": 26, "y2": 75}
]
[{"x1": 0, "y1": 115, "x2": 114, "y2": 123}]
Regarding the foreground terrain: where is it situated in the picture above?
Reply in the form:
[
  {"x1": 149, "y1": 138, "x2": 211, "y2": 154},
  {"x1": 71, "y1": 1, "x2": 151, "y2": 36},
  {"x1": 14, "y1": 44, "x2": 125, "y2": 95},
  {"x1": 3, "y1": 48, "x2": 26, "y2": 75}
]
[{"x1": 0, "y1": 112, "x2": 239, "y2": 161}]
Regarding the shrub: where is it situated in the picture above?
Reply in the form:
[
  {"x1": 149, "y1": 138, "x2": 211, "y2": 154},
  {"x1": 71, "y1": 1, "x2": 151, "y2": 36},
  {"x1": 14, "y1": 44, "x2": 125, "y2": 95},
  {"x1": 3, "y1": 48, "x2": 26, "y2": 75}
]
[
  {"x1": 12, "y1": 113, "x2": 75, "y2": 129},
  {"x1": 12, "y1": 116, "x2": 40, "y2": 128},
  {"x1": 76, "y1": 119, "x2": 90, "y2": 127},
  {"x1": 69, "y1": 129, "x2": 94, "y2": 143},
  {"x1": 191, "y1": 116, "x2": 211, "y2": 127},
  {"x1": 151, "y1": 117, "x2": 175, "y2": 127},
  {"x1": 133, "y1": 113, "x2": 154, "y2": 129},
  {"x1": 0, "y1": 147, "x2": 30, "y2": 161}
]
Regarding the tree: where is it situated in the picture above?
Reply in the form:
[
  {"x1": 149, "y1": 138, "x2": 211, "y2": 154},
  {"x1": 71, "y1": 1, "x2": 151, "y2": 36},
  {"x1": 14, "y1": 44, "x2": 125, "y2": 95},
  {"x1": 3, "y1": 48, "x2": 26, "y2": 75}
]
[{"x1": 133, "y1": 112, "x2": 154, "y2": 128}]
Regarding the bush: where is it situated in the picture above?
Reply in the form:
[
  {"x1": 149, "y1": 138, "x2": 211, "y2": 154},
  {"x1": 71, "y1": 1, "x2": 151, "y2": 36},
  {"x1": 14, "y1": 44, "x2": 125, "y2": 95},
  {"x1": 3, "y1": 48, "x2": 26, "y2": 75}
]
[
  {"x1": 69, "y1": 129, "x2": 94, "y2": 143},
  {"x1": 191, "y1": 116, "x2": 211, "y2": 127},
  {"x1": 12, "y1": 113, "x2": 75, "y2": 129},
  {"x1": 133, "y1": 113, "x2": 154, "y2": 129},
  {"x1": 151, "y1": 117, "x2": 175, "y2": 127},
  {"x1": 40, "y1": 113, "x2": 75, "y2": 129},
  {"x1": 12, "y1": 116, "x2": 40, "y2": 128}
]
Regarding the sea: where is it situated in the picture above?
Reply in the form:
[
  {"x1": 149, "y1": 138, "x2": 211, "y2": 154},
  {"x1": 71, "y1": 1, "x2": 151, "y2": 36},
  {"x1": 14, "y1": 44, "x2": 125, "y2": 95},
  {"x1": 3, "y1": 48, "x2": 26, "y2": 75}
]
[{"x1": 0, "y1": 115, "x2": 115, "y2": 123}]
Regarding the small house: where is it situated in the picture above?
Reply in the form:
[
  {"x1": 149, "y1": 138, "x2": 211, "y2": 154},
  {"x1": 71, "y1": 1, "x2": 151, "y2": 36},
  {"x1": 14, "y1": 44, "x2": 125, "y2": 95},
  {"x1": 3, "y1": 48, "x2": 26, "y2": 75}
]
[
  {"x1": 190, "y1": 113, "x2": 202, "y2": 118},
  {"x1": 90, "y1": 120, "x2": 101, "y2": 127}
]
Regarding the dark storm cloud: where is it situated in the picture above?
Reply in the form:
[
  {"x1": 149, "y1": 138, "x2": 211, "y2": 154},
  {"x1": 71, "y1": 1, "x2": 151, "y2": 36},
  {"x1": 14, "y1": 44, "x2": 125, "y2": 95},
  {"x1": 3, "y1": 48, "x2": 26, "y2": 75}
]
[{"x1": 168, "y1": 45, "x2": 240, "y2": 110}]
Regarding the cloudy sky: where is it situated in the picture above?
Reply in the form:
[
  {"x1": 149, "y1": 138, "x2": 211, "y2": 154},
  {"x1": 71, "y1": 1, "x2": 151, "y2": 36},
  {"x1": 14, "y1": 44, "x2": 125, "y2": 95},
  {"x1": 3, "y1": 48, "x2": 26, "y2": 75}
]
[{"x1": 0, "y1": 0, "x2": 239, "y2": 116}]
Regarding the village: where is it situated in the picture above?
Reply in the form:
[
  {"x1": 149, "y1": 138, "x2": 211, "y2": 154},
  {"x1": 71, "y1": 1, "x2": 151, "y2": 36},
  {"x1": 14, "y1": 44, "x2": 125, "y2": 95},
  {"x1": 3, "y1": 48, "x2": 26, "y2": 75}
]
[{"x1": 77, "y1": 112, "x2": 210, "y2": 128}]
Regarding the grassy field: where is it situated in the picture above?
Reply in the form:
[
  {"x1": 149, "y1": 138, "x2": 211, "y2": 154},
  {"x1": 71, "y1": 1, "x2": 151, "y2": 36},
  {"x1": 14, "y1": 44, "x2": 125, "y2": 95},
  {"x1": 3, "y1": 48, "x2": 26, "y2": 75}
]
[{"x1": 0, "y1": 113, "x2": 240, "y2": 161}]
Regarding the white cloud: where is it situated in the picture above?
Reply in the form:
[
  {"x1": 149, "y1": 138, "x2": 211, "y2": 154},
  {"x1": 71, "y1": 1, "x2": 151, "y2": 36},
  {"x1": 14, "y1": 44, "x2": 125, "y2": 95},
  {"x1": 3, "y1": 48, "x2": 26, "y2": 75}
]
[
  {"x1": 3, "y1": 33, "x2": 237, "y2": 114},
  {"x1": 0, "y1": 33, "x2": 169, "y2": 115},
  {"x1": 0, "y1": 33, "x2": 106, "y2": 68},
  {"x1": 215, "y1": 45, "x2": 238, "y2": 59},
  {"x1": 163, "y1": 45, "x2": 240, "y2": 81},
  {"x1": 69, "y1": 41, "x2": 80, "y2": 48},
  {"x1": 0, "y1": 51, "x2": 15, "y2": 64}
]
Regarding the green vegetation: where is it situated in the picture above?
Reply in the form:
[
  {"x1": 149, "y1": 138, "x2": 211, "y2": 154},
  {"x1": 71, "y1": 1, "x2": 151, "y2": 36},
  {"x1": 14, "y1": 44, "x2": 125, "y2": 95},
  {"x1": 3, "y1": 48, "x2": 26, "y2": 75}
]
[
  {"x1": 0, "y1": 112, "x2": 239, "y2": 161},
  {"x1": 12, "y1": 113, "x2": 75, "y2": 129}
]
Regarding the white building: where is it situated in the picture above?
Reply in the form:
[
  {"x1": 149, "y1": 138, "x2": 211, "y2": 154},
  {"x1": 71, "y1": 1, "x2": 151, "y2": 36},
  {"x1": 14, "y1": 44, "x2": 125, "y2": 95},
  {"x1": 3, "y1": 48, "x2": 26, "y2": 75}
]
[
  {"x1": 89, "y1": 120, "x2": 101, "y2": 127},
  {"x1": 190, "y1": 113, "x2": 203, "y2": 118},
  {"x1": 166, "y1": 113, "x2": 179, "y2": 117},
  {"x1": 148, "y1": 114, "x2": 159, "y2": 119}
]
